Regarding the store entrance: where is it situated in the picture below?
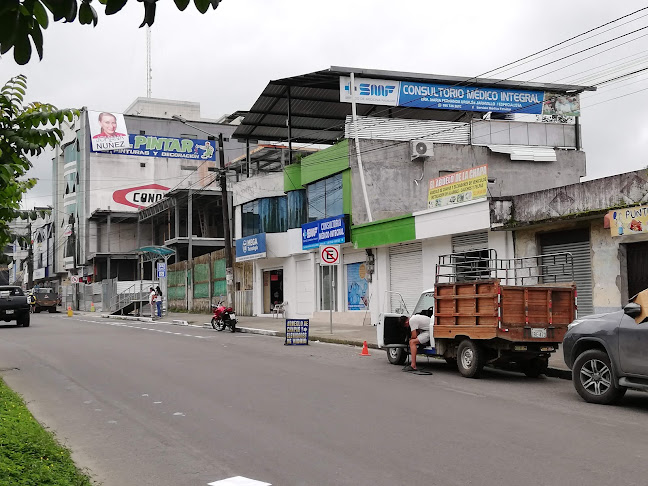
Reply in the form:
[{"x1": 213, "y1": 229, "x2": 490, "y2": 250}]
[
  {"x1": 263, "y1": 269, "x2": 283, "y2": 314},
  {"x1": 626, "y1": 242, "x2": 648, "y2": 299}
]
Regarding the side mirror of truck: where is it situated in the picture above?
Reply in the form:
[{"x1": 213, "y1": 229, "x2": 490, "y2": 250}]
[{"x1": 623, "y1": 302, "x2": 642, "y2": 318}]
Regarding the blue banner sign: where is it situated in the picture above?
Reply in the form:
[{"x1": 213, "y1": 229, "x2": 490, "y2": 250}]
[
  {"x1": 399, "y1": 82, "x2": 544, "y2": 114},
  {"x1": 340, "y1": 76, "x2": 556, "y2": 115},
  {"x1": 301, "y1": 214, "x2": 349, "y2": 250},
  {"x1": 235, "y1": 233, "x2": 267, "y2": 262},
  {"x1": 91, "y1": 134, "x2": 218, "y2": 160},
  {"x1": 285, "y1": 319, "x2": 309, "y2": 345}
]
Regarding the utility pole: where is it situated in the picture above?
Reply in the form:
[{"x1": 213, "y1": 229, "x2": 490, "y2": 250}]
[
  {"x1": 217, "y1": 134, "x2": 234, "y2": 308},
  {"x1": 71, "y1": 216, "x2": 78, "y2": 310},
  {"x1": 27, "y1": 221, "x2": 33, "y2": 289}
]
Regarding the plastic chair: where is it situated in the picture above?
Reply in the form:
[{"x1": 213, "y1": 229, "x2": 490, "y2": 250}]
[{"x1": 272, "y1": 301, "x2": 287, "y2": 318}]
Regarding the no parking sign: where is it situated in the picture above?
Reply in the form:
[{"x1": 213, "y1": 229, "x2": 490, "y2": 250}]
[{"x1": 320, "y1": 244, "x2": 340, "y2": 266}]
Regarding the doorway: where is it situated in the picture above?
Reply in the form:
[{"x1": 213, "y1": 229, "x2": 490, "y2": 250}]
[
  {"x1": 263, "y1": 269, "x2": 283, "y2": 314},
  {"x1": 319, "y1": 265, "x2": 338, "y2": 311},
  {"x1": 626, "y1": 242, "x2": 648, "y2": 299}
]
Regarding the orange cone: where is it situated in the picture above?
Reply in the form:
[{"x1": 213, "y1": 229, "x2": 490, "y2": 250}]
[{"x1": 360, "y1": 341, "x2": 371, "y2": 356}]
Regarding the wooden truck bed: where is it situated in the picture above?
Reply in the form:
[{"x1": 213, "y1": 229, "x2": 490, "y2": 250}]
[{"x1": 434, "y1": 279, "x2": 576, "y2": 343}]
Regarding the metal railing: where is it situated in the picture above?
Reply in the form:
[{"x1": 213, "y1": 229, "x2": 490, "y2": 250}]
[{"x1": 435, "y1": 250, "x2": 575, "y2": 285}]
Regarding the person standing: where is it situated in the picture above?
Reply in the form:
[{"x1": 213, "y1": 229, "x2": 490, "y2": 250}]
[
  {"x1": 148, "y1": 287, "x2": 156, "y2": 318},
  {"x1": 155, "y1": 285, "x2": 163, "y2": 318}
]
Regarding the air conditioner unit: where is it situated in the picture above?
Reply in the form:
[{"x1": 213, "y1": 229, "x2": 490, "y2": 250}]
[{"x1": 411, "y1": 139, "x2": 434, "y2": 160}]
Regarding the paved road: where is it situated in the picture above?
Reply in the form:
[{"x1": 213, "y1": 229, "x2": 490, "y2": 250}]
[{"x1": 1, "y1": 313, "x2": 647, "y2": 486}]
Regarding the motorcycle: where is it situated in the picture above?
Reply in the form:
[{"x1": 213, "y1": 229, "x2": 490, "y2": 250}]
[{"x1": 211, "y1": 301, "x2": 237, "y2": 333}]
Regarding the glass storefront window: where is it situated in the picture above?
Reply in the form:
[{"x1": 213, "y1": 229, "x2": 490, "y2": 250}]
[
  {"x1": 319, "y1": 265, "x2": 338, "y2": 311},
  {"x1": 242, "y1": 196, "x2": 290, "y2": 237},
  {"x1": 287, "y1": 190, "x2": 307, "y2": 229},
  {"x1": 307, "y1": 173, "x2": 343, "y2": 222}
]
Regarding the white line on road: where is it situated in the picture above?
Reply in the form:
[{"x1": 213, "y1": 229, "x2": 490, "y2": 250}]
[
  {"x1": 75, "y1": 319, "x2": 213, "y2": 339},
  {"x1": 208, "y1": 477, "x2": 271, "y2": 486}
]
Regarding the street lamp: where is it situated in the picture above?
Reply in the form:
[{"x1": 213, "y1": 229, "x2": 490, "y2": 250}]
[{"x1": 171, "y1": 114, "x2": 234, "y2": 308}]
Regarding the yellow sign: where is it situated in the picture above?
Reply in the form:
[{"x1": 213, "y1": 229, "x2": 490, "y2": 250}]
[
  {"x1": 428, "y1": 165, "x2": 488, "y2": 209},
  {"x1": 609, "y1": 205, "x2": 648, "y2": 236}
]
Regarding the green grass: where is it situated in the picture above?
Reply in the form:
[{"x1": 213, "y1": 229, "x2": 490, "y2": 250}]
[{"x1": 0, "y1": 377, "x2": 95, "y2": 485}]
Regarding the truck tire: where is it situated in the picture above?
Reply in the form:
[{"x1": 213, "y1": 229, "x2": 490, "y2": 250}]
[
  {"x1": 17, "y1": 314, "x2": 30, "y2": 327},
  {"x1": 34, "y1": 307, "x2": 41, "y2": 313},
  {"x1": 48, "y1": 307, "x2": 56, "y2": 313},
  {"x1": 386, "y1": 347, "x2": 407, "y2": 365},
  {"x1": 572, "y1": 349, "x2": 626, "y2": 405},
  {"x1": 521, "y1": 357, "x2": 548, "y2": 378},
  {"x1": 457, "y1": 340, "x2": 485, "y2": 378}
]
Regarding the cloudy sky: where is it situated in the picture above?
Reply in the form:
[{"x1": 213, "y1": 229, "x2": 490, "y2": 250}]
[{"x1": 2, "y1": 0, "x2": 648, "y2": 208}]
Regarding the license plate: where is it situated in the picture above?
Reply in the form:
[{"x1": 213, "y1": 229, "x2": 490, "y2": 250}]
[
  {"x1": 5, "y1": 309, "x2": 14, "y2": 315},
  {"x1": 531, "y1": 328, "x2": 547, "y2": 338},
  {"x1": 230, "y1": 314, "x2": 236, "y2": 320}
]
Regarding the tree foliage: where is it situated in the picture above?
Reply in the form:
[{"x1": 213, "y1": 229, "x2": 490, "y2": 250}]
[
  {"x1": 0, "y1": 74, "x2": 77, "y2": 254},
  {"x1": 0, "y1": 0, "x2": 223, "y2": 65}
]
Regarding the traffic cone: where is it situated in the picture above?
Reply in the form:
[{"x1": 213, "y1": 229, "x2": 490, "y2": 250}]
[
  {"x1": 360, "y1": 341, "x2": 371, "y2": 356},
  {"x1": 90, "y1": 302, "x2": 95, "y2": 312},
  {"x1": 67, "y1": 306, "x2": 73, "y2": 317}
]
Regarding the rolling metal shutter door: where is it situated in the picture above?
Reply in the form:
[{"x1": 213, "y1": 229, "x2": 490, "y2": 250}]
[
  {"x1": 451, "y1": 232, "x2": 488, "y2": 253},
  {"x1": 389, "y1": 243, "x2": 422, "y2": 314},
  {"x1": 541, "y1": 240, "x2": 593, "y2": 317}
]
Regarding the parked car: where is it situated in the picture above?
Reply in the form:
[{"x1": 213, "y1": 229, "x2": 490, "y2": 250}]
[
  {"x1": 0, "y1": 286, "x2": 31, "y2": 327},
  {"x1": 563, "y1": 300, "x2": 648, "y2": 405}
]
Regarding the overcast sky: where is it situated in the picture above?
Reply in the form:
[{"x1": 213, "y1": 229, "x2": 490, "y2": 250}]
[{"x1": 2, "y1": 0, "x2": 648, "y2": 208}]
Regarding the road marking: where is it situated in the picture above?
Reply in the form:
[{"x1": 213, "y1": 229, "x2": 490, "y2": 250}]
[
  {"x1": 173, "y1": 412, "x2": 185, "y2": 416},
  {"x1": 208, "y1": 477, "x2": 271, "y2": 486},
  {"x1": 75, "y1": 319, "x2": 212, "y2": 339}
]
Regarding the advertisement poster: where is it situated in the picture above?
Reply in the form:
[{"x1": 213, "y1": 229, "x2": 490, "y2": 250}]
[
  {"x1": 88, "y1": 111, "x2": 130, "y2": 152},
  {"x1": 347, "y1": 262, "x2": 369, "y2": 311},
  {"x1": 428, "y1": 165, "x2": 488, "y2": 209},
  {"x1": 92, "y1": 134, "x2": 218, "y2": 161},
  {"x1": 608, "y1": 205, "x2": 648, "y2": 236},
  {"x1": 542, "y1": 92, "x2": 581, "y2": 117}
]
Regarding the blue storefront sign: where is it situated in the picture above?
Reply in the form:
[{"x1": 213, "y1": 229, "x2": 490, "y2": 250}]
[
  {"x1": 398, "y1": 82, "x2": 545, "y2": 114},
  {"x1": 92, "y1": 134, "x2": 218, "y2": 161},
  {"x1": 301, "y1": 214, "x2": 349, "y2": 250},
  {"x1": 340, "y1": 76, "x2": 549, "y2": 114},
  {"x1": 235, "y1": 233, "x2": 267, "y2": 262}
]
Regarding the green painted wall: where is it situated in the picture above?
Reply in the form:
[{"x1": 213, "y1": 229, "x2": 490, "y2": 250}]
[
  {"x1": 284, "y1": 164, "x2": 303, "y2": 191},
  {"x1": 351, "y1": 214, "x2": 416, "y2": 249},
  {"x1": 300, "y1": 139, "x2": 349, "y2": 186}
]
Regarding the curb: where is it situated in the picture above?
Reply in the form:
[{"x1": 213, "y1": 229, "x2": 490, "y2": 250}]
[{"x1": 103, "y1": 314, "x2": 155, "y2": 323}]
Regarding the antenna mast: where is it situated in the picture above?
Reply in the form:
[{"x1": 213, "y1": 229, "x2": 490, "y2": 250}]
[{"x1": 146, "y1": 26, "x2": 152, "y2": 97}]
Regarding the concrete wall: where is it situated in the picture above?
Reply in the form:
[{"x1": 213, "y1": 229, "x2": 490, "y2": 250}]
[
  {"x1": 492, "y1": 169, "x2": 648, "y2": 227},
  {"x1": 349, "y1": 139, "x2": 586, "y2": 225},
  {"x1": 232, "y1": 171, "x2": 284, "y2": 207}
]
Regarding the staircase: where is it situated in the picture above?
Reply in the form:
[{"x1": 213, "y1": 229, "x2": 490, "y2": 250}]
[{"x1": 108, "y1": 283, "x2": 151, "y2": 316}]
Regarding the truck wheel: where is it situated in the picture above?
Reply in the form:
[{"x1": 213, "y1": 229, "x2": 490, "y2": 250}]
[
  {"x1": 386, "y1": 347, "x2": 407, "y2": 365},
  {"x1": 573, "y1": 349, "x2": 626, "y2": 405},
  {"x1": 17, "y1": 315, "x2": 30, "y2": 327},
  {"x1": 521, "y1": 357, "x2": 548, "y2": 378},
  {"x1": 34, "y1": 307, "x2": 41, "y2": 313},
  {"x1": 48, "y1": 307, "x2": 56, "y2": 313},
  {"x1": 457, "y1": 340, "x2": 484, "y2": 378}
]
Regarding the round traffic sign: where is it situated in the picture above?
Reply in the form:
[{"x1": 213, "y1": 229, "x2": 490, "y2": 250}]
[
  {"x1": 70, "y1": 276, "x2": 79, "y2": 284},
  {"x1": 321, "y1": 245, "x2": 339, "y2": 264}
]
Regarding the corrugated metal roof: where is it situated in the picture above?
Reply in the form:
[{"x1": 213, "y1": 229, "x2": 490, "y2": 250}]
[
  {"x1": 233, "y1": 66, "x2": 595, "y2": 145},
  {"x1": 487, "y1": 145, "x2": 557, "y2": 162}
]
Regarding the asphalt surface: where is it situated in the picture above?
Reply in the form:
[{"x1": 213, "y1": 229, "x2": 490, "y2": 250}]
[{"x1": 1, "y1": 313, "x2": 647, "y2": 486}]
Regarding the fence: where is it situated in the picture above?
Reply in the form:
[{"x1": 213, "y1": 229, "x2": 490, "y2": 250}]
[{"x1": 167, "y1": 248, "x2": 253, "y2": 315}]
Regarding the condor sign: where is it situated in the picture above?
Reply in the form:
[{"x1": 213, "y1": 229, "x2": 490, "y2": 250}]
[{"x1": 112, "y1": 184, "x2": 170, "y2": 209}]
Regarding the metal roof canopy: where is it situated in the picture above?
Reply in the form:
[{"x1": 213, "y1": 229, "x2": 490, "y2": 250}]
[
  {"x1": 233, "y1": 66, "x2": 595, "y2": 145},
  {"x1": 135, "y1": 245, "x2": 175, "y2": 263},
  {"x1": 228, "y1": 144, "x2": 320, "y2": 172}
]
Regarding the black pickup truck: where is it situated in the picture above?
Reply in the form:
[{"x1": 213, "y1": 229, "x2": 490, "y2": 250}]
[{"x1": 0, "y1": 286, "x2": 30, "y2": 327}]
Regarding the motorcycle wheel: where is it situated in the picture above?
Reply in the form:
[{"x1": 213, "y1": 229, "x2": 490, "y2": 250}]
[
  {"x1": 211, "y1": 318, "x2": 226, "y2": 331},
  {"x1": 230, "y1": 320, "x2": 236, "y2": 333}
]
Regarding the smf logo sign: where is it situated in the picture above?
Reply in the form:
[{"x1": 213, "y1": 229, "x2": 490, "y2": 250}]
[{"x1": 339, "y1": 76, "x2": 400, "y2": 106}]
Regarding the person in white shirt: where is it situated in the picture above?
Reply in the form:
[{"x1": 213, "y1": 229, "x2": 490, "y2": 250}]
[
  {"x1": 401, "y1": 314, "x2": 432, "y2": 372},
  {"x1": 149, "y1": 287, "x2": 156, "y2": 318}
]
